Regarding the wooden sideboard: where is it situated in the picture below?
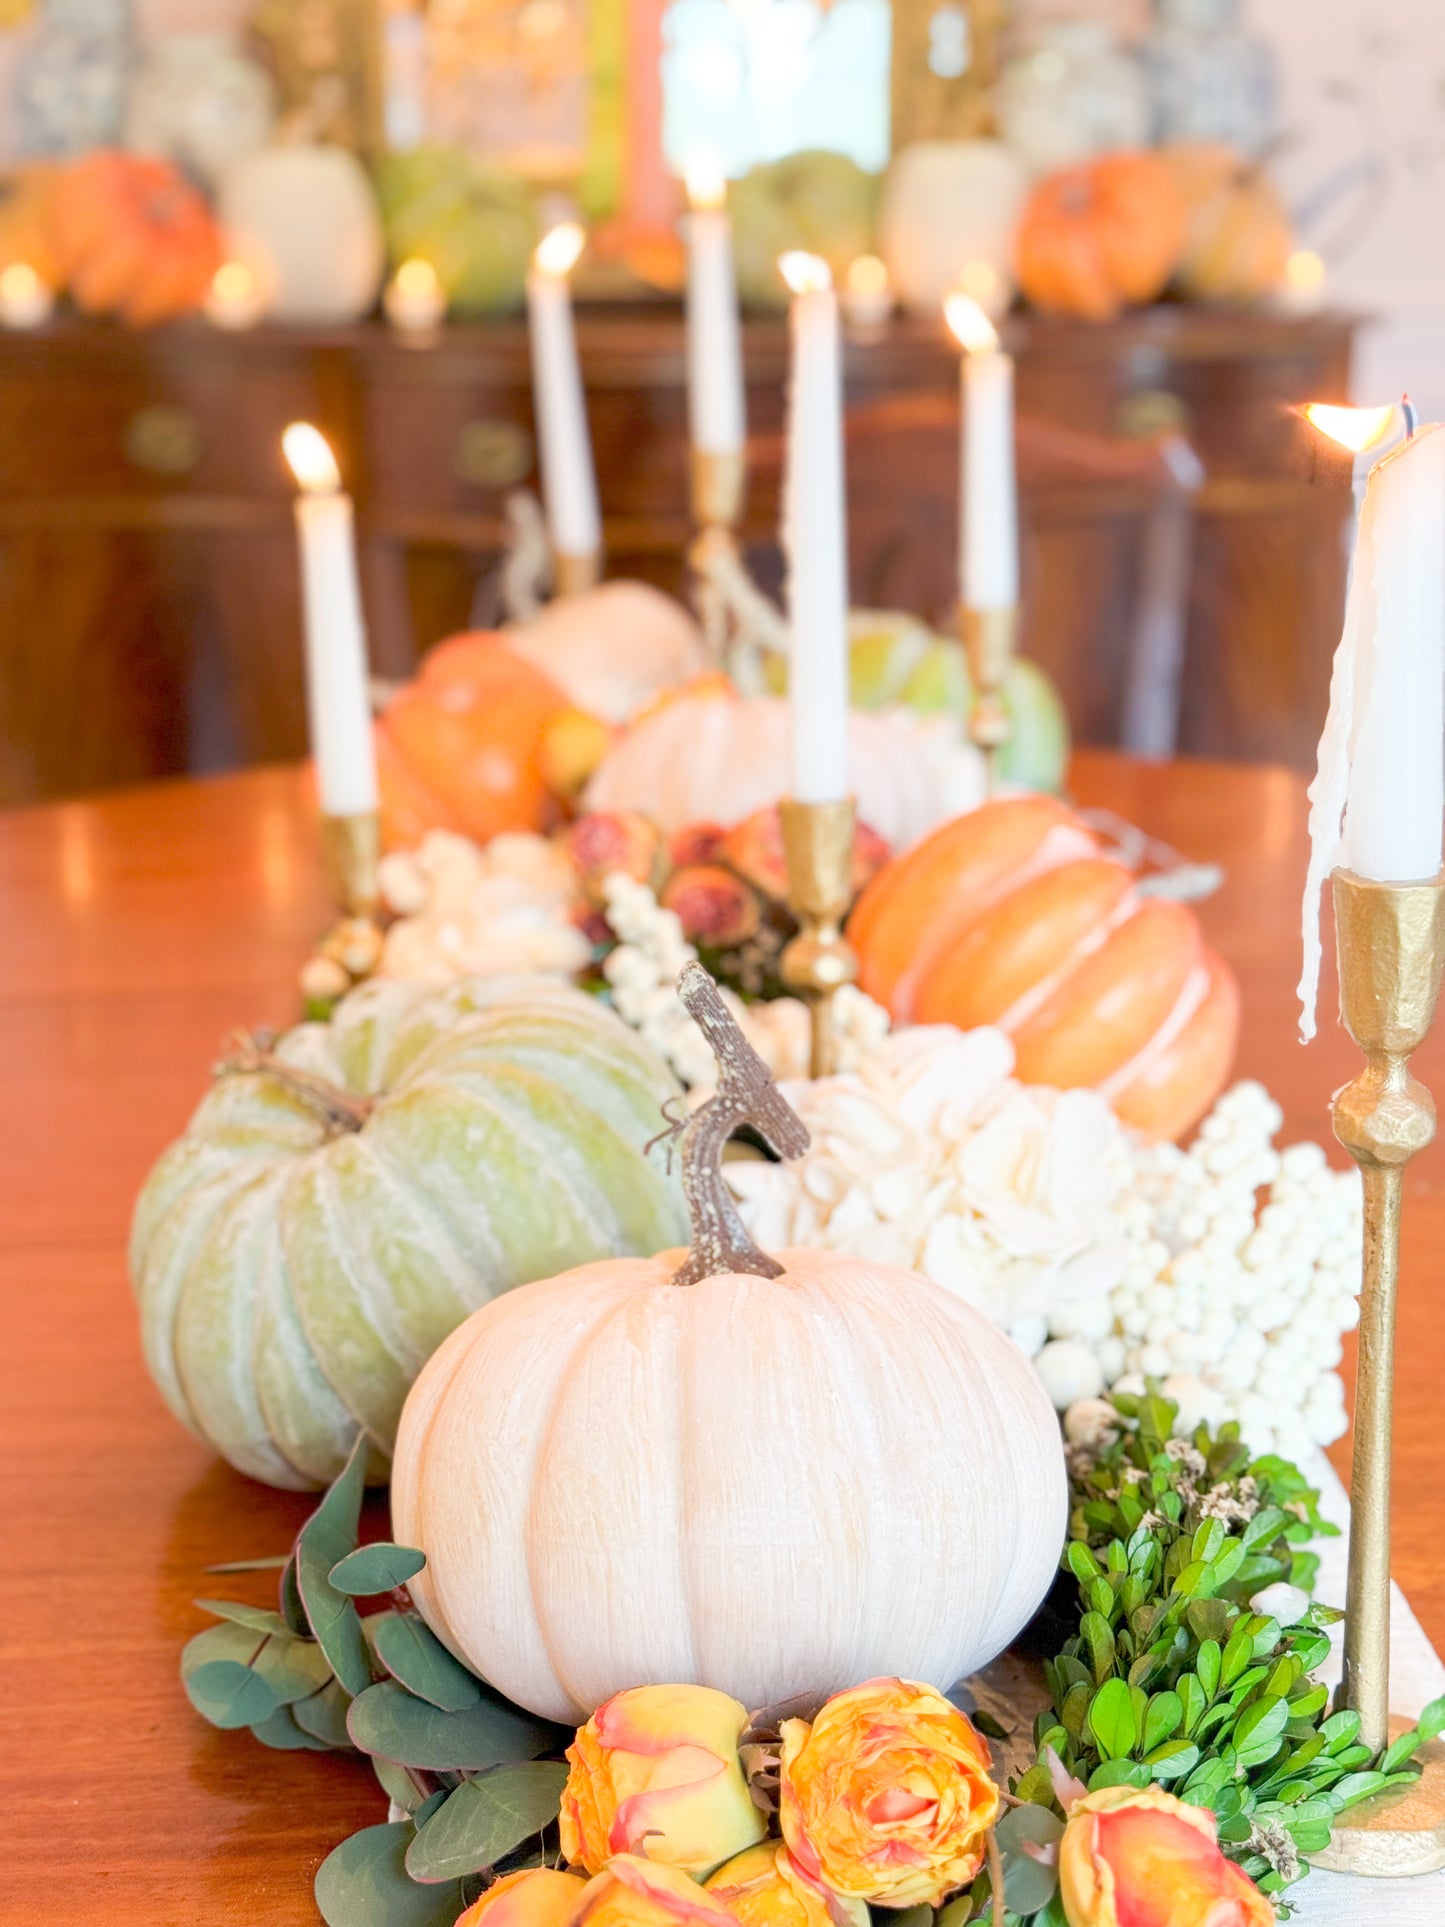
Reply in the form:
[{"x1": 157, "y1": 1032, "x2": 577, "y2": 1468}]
[{"x1": 0, "y1": 306, "x2": 1356, "y2": 805}]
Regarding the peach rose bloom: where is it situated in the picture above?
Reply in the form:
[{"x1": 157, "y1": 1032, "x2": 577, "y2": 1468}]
[
  {"x1": 561, "y1": 1684, "x2": 768, "y2": 1877},
  {"x1": 1058, "y1": 1786, "x2": 1275, "y2": 1927},
  {"x1": 778, "y1": 1677, "x2": 1000, "y2": 1908},
  {"x1": 456, "y1": 1868, "x2": 589, "y2": 1927},
  {"x1": 705, "y1": 1842, "x2": 870, "y2": 1927},
  {"x1": 572, "y1": 1853, "x2": 741, "y2": 1927}
]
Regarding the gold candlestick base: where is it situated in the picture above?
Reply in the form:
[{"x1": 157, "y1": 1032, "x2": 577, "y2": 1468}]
[
  {"x1": 779, "y1": 796, "x2": 858, "y2": 1080},
  {"x1": 304, "y1": 810, "x2": 384, "y2": 1008},
  {"x1": 1316, "y1": 867, "x2": 1445, "y2": 1876},
  {"x1": 960, "y1": 605, "x2": 1017, "y2": 794},
  {"x1": 552, "y1": 549, "x2": 602, "y2": 597},
  {"x1": 1311, "y1": 1719, "x2": 1445, "y2": 1876}
]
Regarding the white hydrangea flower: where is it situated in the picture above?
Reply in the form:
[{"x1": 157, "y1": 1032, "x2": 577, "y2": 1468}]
[{"x1": 378, "y1": 830, "x2": 591, "y2": 985}]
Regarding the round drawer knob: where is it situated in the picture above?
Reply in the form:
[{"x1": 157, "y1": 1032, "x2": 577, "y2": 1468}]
[
  {"x1": 453, "y1": 418, "x2": 533, "y2": 490},
  {"x1": 124, "y1": 404, "x2": 203, "y2": 475},
  {"x1": 1116, "y1": 389, "x2": 1193, "y2": 441}
]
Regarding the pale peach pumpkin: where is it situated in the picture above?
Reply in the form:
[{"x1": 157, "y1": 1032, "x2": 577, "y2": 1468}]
[
  {"x1": 848, "y1": 795, "x2": 1239, "y2": 1140},
  {"x1": 375, "y1": 631, "x2": 572, "y2": 849}
]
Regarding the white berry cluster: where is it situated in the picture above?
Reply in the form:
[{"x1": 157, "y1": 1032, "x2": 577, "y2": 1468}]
[
  {"x1": 601, "y1": 870, "x2": 889, "y2": 1093},
  {"x1": 1042, "y1": 1080, "x2": 1360, "y2": 1459},
  {"x1": 727, "y1": 1031, "x2": 1361, "y2": 1461}
]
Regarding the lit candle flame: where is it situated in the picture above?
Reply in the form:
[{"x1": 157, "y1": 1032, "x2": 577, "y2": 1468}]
[
  {"x1": 845, "y1": 254, "x2": 890, "y2": 297},
  {"x1": 394, "y1": 257, "x2": 440, "y2": 299},
  {"x1": 211, "y1": 259, "x2": 255, "y2": 304},
  {"x1": 779, "y1": 250, "x2": 831, "y2": 296},
  {"x1": 283, "y1": 422, "x2": 342, "y2": 494},
  {"x1": 685, "y1": 150, "x2": 727, "y2": 212},
  {"x1": 1303, "y1": 403, "x2": 1397, "y2": 455},
  {"x1": 1285, "y1": 248, "x2": 1325, "y2": 296},
  {"x1": 944, "y1": 292, "x2": 1000, "y2": 355},
  {"x1": 534, "y1": 222, "x2": 586, "y2": 278},
  {"x1": 1, "y1": 261, "x2": 44, "y2": 303}
]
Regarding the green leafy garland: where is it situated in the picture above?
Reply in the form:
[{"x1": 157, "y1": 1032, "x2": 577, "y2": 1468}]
[{"x1": 183, "y1": 1392, "x2": 1444, "y2": 1927}]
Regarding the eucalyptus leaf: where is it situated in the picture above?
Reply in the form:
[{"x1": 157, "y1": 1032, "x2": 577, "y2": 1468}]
[
  {"x1": 195, "y1": 1598, "x2": 293, "y2": 1637},
  {"x1": 372, "y1": 1613, "x2": 482, "y2": 1714},
  {"x1": 405, "y1": 1762, "x2": 569, "y2": 1883},
  {"x1": 182, "y1": 1620, "x2": 262, "y2": 1678},
  {"x1": 995, "y1": 1804, "x2": 1063, "y2": 1918},
  {"x1": 373, "y1": 1756, "x2": 429, "y2": 1815},
  {"x1": 935, "y1": 1900, "x2": 972, "y2": 1927},
  {"x1": 253, "y1": 1634, "x2": 336, "y2": 1706},
  {"x1": 315, "y1": 1822, "x2": 467, "y2": 1927},
  {"x1": 205, "y1": 1555, "x2": 290, "y2": 1573},
  {"x1": 296, "y1": 1436, "x2": 373, "y2": 1697},
  {"x1": 251, "y1": 1703, "x2": 336, "y2": 1752},
  {"x1": 348, "y1": 1681, "x2": 561, "y2": 1772},
  {"x1": 280, "y1": 1551, "x2": 309, "y2": 1637},
  {"x1": 294, "y1": 1677, "x2": 355, "y2": 1749},
  {"x1": 186, "y1": 1659, "x2": 280, "y2": 1730},
  {"x1": 331, "y1": 1543, "x2": 428, "y2": 1597}
]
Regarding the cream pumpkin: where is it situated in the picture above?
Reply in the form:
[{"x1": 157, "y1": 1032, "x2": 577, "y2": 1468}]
[
  {"x1": 130, "y1": 977, "x2": 687, "y2": 1490},
  {"x1": 505, "y1": 581, "x2": 710, "y2": 725},
  {"x1": 583, "y1": 688, "x2": 975, "y2": 848},
  {"x1": 392, "y1": 965, "x2": 1067, "y2": 1721}
]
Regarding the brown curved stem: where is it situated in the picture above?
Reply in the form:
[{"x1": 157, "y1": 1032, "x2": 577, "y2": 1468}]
[
  {"x1": 662, "y1": 963, "x2": 810, "y2": 1287},
  {"x1": 215, "y1": 1030, "x2": 374, "y2": 1136},
  {"x1": 989, "y1": 1826, "x2": 1005, "y2": 1927}
]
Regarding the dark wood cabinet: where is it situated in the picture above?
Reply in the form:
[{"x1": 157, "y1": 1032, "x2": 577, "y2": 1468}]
[{"x1": 0, "y1": 305, "x2": 1356, "y2": 806}]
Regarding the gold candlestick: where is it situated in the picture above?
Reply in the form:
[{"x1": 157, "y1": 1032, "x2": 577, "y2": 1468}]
[
  {"x1": 690, "y1": 448, "x2": 746, "y2": 534},
  {"x1": 779, "y1": 796, "x2": 858, "y2": 1080},
  {"x1": 961, "y1": 604, "x2": 1017, "y2": 794},
  {"x1": 1312, "y1": 866, "x2": 1445, "y2": 1876},
  {"x1": 552, "y1": 549, "x2": 602, "y2": 597},
  {"x1": 304, "y1": 810, "x2": 384, "y2": 1005}
]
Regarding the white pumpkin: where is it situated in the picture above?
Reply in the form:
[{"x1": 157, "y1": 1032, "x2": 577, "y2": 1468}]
[
  {"x1": 506, "y1": 582, "x2": 710, "y2": 725},
  {"x1": 391, "y1": 964, "x2": 1067, "y2": 1721},
  {"x1": 583, "y1": 691, "x2": 977, "y2": 849},
  {"x1": 218, "y1": 143, "x2": 385, "y2": 323},
  {"x1": 880, "y1": 141, "x2": 1027, "y2": 317}
]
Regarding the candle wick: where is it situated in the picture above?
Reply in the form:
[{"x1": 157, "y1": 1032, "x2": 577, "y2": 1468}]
[{"x1": 1403, "y1": 395, "x2": 1418, "y2": 438}]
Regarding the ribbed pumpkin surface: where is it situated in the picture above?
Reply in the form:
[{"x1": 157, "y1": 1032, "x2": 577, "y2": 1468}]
[
  {"x1": 849, "y1": 795, "x2": 1239, "y2": 1140},
  {"x1": 129, "y1": 978, "x2": 688, "y2": 1489}
]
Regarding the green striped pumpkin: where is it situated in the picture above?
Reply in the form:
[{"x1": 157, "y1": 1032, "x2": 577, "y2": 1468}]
[{"x1": 130, "y1": 977, "x2": 688, "y2": 1489}]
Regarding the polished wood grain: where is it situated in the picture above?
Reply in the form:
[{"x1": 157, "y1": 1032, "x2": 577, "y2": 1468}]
[{"x1": 1, "y1": 753, "x2": 1442, "y2": 1924}]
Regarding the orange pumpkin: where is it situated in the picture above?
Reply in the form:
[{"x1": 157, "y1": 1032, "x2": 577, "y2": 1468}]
[
  {"x1": 53, "y1": 150, "x2": 222, "y2": 326},
  {"x1": 848, "y1": 795, "x2": 1239, "y2": 1140},
  {"x1": 1163, "y1": 144, "x2": 1293, "y2": 305},
  {"x1": 1015, "y1": 152, "x2": 1187, "y2": 321},
  {"x1": 376, "y1": 631, "x2": 573, "y2": 849}
]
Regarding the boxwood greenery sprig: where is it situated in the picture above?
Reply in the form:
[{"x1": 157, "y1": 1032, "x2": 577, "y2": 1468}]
[{"x1": 1009, "y1": 1387, "x2": 1445, "y2": 1916}]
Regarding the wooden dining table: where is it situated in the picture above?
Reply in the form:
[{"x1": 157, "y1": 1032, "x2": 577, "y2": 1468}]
[{"x1": 3, "y1": 749, "x2": 1443, "y2": 1925}]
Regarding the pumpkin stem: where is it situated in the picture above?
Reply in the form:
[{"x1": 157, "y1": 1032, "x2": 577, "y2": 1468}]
[
  {"x1": 215, "y1": 1029, "x2": 375, "y2": 1135},
  {"x1": 662, "y1": 963, "x2": 809, "y2": 1287}
]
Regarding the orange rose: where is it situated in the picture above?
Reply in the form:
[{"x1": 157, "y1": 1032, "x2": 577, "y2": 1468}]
[
  {"x1": 561, "y1": 1684, "x2": 768, "y2": 1877},
  {"x1": 572, "y1": 1853, "x2": 740, "y2": 1927},
  {"x1": 706, "y1": 1843, "x2": 870, "y2": 1927},
  {"x1": 778, "y1": 1677, "x2": 1000, "y2": 1908},
  {"x1": 456, "y1": 1868, "x2": 589, "y2": 1927},
  {"x1": 1058, "y1": 1786, "x2": 1275, "y2": 1927}
]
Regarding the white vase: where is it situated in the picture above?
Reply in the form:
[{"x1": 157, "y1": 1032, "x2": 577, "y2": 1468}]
[
  {"x1": 880, "y1": 140, "x2": 1027, "y2": 318},
  {"x1": 124, "y1": 31, "x2": 274, "y2": 185},
  {"x1": 218, "y1": 144, "x2": 386, "y2": 325},
  {"x1": 996, "y1": 21, "x2": 1152, "y2": 178}
]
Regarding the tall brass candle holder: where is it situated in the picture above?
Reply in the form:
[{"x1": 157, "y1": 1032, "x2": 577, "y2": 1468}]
[
  {"x1": 1312, "y1": 865, "x2": 1445, "y2": 1876},
  {"x1": 302, "y1": 809, "x2": 384, "y2": 1007},
  {"x1": 961, "y1": 604, "x2": 1017, "y2": 794},
  {"x1": 552, "y1": 549, "x2": 602, "y2": 597},
  {"x1": 688, "y1": 449, "x2": 749, "y2": 665},
  {"x1": 779, "y1": 796, "x2": 858, "y2": 1080}
]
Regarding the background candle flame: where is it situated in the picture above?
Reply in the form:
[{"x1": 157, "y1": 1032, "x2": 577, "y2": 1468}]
[
  {"x1": 534, "y1": 222, "x2": 586, "y2": 278},
  {"x1": 1304, "y1": 402, "x2": 1396, "y2": 454},
  {"x1": 944, "y1": 292, "x2": 1000, "y2": 355},
  {"x1": 1, "y1": 262, "x2": 44, "y2": 303},
  {"x1": 394, "y1": 258, "x2": 440, "y2": 299},
  {"x1": 283, "y1": 422, "x2": 342, "y2": 494},
  {"x1": 845, "y1": 254, "x2": 890, "y2": 297},
  {"x1": 684, "y1": 150, "x2": 727, "y2": 212},
  {"x1": 779, "y1": 250, "x2": 831, "y2": 296}
]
